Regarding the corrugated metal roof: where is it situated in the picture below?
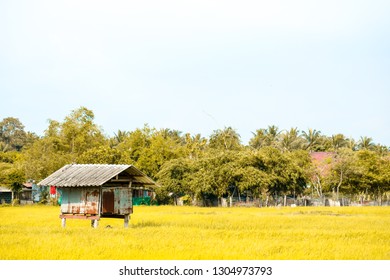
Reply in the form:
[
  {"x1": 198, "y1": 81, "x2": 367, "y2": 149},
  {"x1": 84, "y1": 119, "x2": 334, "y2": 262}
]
[
  {"x1": 37, "y1": 164, "x2": 157, "y2": 187},
  {"x1": 0, "y1": 186, "x2": 12, "y2": 192}
]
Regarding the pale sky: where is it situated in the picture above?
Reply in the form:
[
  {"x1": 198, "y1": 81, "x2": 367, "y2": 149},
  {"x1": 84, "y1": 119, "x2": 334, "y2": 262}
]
[{"x1": 1, "y1": 0, "x2": 389, "y2": 145}]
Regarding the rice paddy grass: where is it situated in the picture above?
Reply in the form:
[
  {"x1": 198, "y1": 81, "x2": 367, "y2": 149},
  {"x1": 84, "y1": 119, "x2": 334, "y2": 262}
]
[{"x1": 0, "y1": 205, "x2": 389, "y2": 260}]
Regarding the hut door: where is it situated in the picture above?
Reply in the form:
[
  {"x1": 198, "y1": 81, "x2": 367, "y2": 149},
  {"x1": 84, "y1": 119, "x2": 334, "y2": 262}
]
[{"x1": 102, "y1": 190, "x2": 114, "y2": 214}]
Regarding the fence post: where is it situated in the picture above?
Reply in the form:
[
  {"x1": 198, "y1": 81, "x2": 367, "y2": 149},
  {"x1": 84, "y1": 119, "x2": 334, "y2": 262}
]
[{"x1": 124, "y1": 214, "x2": 130, "y2": 228}]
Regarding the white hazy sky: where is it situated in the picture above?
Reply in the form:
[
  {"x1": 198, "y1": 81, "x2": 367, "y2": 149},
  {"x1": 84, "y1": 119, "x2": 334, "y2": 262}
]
[{"x1": 1, "y1": 0, "x2": 389, "y2": 145}]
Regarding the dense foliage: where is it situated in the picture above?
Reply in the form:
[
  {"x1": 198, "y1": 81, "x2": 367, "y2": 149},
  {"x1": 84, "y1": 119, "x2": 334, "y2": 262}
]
[{"x1": 1, "y1": 107, "x2": 389, "y2": 204}]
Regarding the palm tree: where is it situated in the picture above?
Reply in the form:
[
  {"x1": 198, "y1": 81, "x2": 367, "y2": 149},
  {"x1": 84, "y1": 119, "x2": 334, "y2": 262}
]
[
  {"x1": 358, "y1": 136, "x2": 375, "y2": 150},
  {"x1": 183, "y1": 133, "x2": 207, "y2": 159},
  {"x1": 331, "y1": 134, "x2": 348, "y2": 151},
  {"x1": 209, "y1": 127, "x2": 241, "y2": 150},
  {"x1": 265, "y1": 125, "x2": 281, "y2": 147},
  {"x1": 249, "y1": 125, "x2": 281, "y2": 149},
  {"x1": 280, "y1": 127, "x2": 303, "y2": 151},
  {"x1": 301, "y1": 128, "x2": 321, "y2": 151},
  {"x1": 373, "y1": 144, "x2": 389, "y2": 156},
  {"x1": 346, "y1": 138, "x2": 357, "y2": 151},
  {"x1": 111, "y1": 129, "x2": 129, "y2": 147},
  {"x1": 249, "y1": 129, "x2": 267, "y2": 149}
]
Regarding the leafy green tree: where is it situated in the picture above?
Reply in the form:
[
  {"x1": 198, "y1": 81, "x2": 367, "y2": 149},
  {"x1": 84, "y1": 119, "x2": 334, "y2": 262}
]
[
  {"x1": 189, "y1": 151, "x2": 240, "y2": 205},
  {"x1": 285, "y1": 150, "x2": 312, "y2": 197},
  {"x1": 352, "y1": 150, "x2": 390, "y2": 202},
  {"x1": 115, "y1": 124, "x2": 153, "y2": 163},
  {"x1": 0, "y1": 150, "x2": 20, "y2": 164},
  {"x1": 182, "y1": 133, "x2": 207, "y2": 159},
  {"x1": 60, "y1": 106, "x2": 106, "y2": 157},
  {"x1": 21, "y1": 107, "x2": 106, "y2": 181},
  {"x1": 156, "y1": 158, "x2": 195, "y2": 203},
  {"x1": 78, "y1": 145, "x2": 123, "y2": 164},
  {"x1": 21, "y1": 136, "x2": 73, "y2": 181},
  {"x1": 0, "y1": 117, "x2": 28, "y2": 151},
  {"x1": 135, "y1": 128, "x2": 185, "y2": 178},
  {"x1": 257, "y1": 147, "x2": 309, "y2": 198},
  {"x1": 0, "y1": 161, "x2": 25, "y2": 197},
  {"x1": 234, "y1": 150, "x2": 270, "y2": 200},
  {"x1": 328, "y1": 148, "x2": 357, "y2": 199}
]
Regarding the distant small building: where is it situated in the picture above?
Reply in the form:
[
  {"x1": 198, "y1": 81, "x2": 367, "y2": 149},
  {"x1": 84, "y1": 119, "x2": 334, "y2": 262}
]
[
  {"x1": 38, "y1": 164, "x2": 158, "y2": 228},
  {"x1": 310, "y1": 151, "x2": 335, "y2": 162},
  {"x1": 0, "y1": 186, "x2": 13, "y2": 204},
  {"x1": 19, "y1": 181, "x2": 33, "y2": 204}
]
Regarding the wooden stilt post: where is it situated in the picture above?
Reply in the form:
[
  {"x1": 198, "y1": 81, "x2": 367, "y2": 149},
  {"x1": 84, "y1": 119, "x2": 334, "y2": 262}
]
[
  {"x1": 125, "y1": 179, "x2": 132, "y2": 229},
  {"x1": 61, "y1": 218, "x2": 66, "y2": 228},
  {"x1": 91, "y1": 219, "x2": 99, "y2": 228},
  {"x1": 124, "y1": 214, "x2": 130, "y2": 228}
]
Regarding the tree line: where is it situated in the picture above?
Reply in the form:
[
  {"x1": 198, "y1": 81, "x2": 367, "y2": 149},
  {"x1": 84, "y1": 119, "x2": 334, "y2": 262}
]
[{"x1": 1, "y1": 106, "x2": 389, "y2": 205}]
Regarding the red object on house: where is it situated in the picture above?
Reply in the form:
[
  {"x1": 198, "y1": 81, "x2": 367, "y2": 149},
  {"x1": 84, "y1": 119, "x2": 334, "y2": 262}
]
[{"x1": 50, "y1": 186, "x2": 56, "y2": 195}]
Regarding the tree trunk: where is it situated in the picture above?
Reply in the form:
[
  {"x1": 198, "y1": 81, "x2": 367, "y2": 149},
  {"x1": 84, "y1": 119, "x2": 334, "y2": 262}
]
[
  {"x1": 336, "y1": 170, "x2": 343, "y2": 201},
  {"x1": 314, "y1": 176, "x2": 322, "y2": 197}
]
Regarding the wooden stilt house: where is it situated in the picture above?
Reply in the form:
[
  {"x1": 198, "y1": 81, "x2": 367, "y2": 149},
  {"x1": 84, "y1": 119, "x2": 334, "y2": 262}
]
[{"x1": 38, "y1": 164, "x2": 158, "y2": 228}]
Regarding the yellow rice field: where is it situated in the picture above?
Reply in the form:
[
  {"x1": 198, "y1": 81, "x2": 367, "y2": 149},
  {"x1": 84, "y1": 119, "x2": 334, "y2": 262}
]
[{"x1": 0, "y1": 205, "x2": 389, "y2": 260}]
